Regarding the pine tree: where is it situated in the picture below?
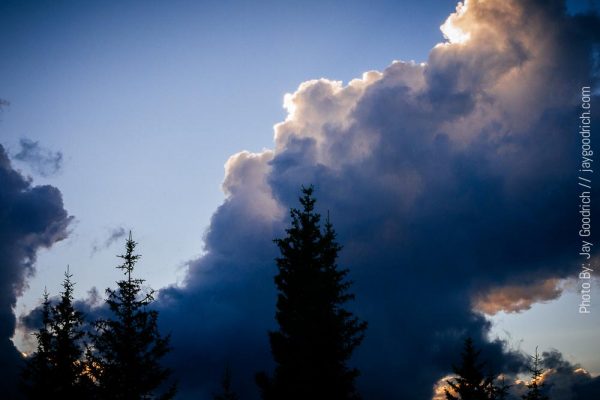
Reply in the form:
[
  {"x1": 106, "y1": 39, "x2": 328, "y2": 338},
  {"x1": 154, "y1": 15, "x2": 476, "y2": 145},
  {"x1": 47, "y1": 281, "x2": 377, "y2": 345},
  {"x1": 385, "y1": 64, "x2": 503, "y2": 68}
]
[
  {"x1": 495, "y1": 376, "x2": 511, "y2": 400},
  {"x1": 51, "y1": 268, "x2": 91, "y2": 397},
  {"x1": 485, "y1": 375, "x2": 511, "y2": 400},
  {"x1": 257, "y1": 186, "x2": 367, "y2": 400},
  {"x1": 522, "y1": 348, "x2": 548, "y2": 400},
  {"x1": 21, "y1": 289, "x2": 53, "y2": 398},
  {"x1": 90, "y1": 232, "x2": 175, "y2": 400},
  {"x1": 22, "y1": 270, "x2": 91, "y2": 399},
  {"x1": 214, "y1": 365, "x2": 239, "y2": 400},
  {"x1": 445, "y1": 338, "x2": 489, "y2": 400}
]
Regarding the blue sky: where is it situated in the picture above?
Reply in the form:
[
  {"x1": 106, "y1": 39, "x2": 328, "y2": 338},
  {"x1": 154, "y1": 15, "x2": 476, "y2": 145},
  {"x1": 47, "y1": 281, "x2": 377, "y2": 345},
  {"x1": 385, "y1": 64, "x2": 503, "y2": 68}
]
[
  {"x1": 1, "y1": 0, "x2": 456, "y2": 301},
  {"x1": 1, "y1": 1, "x2": 599, "y2": 399}
]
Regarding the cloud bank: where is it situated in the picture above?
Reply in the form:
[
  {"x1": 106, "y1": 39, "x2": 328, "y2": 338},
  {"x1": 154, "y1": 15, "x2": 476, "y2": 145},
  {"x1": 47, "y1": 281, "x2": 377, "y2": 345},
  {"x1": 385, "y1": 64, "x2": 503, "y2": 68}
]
[
  {"x1": 0, "y1": 144, "x2": 72, "y2": 397},
  {"x1": 152, "y1": 0, "x2": 599, "y2": 398}
]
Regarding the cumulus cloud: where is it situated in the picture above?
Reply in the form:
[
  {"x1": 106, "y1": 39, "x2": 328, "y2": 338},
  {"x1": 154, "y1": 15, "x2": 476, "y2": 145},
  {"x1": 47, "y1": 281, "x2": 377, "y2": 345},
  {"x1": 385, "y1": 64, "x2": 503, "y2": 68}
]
[
  {"x1": 148, "y1": 0, "x2": 600, "y2": 398},
  {"x1": 0, "y1": 144, "x2": 72, "y2": 396},
  {"x1": 14, "y1": 138, "x2": 64, "y2": 177},
  {"x1": 473, "y1": 279, "x2": 564, "y2": 315}
]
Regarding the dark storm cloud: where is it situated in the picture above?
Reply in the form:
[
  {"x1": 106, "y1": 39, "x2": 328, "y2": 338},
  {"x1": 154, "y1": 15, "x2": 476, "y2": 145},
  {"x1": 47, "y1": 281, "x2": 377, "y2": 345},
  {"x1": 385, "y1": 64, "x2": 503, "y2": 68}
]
[
  {"x1": 14, "y1": 138, "x2": 63, "y2": 177},
  {"x1": 149, "y1": 0, "x2": 599, "y2": 398},
  {"x1": 0, "y1": 144, "x2": 72, "y2": 397}
]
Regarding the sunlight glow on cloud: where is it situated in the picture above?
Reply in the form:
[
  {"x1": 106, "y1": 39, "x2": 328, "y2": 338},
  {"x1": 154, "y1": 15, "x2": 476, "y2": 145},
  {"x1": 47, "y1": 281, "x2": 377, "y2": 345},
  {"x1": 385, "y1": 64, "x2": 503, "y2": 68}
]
[
  {"x1": 473, "y1": 279, "x2": 564, "y2": 315},
  {"x1": 440, "y1": 1, "x2": 471, "y2": 44},
  {"x1": 148, "y1": 1, "x2": 600, "y2": 397}
]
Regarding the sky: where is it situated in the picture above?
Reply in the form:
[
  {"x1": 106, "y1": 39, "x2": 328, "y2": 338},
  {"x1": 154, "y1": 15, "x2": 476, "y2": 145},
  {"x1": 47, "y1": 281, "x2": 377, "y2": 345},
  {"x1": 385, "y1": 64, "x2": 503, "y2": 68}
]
[{"x1": 1, "y1": 0, "x2": 600, "y2": 399}]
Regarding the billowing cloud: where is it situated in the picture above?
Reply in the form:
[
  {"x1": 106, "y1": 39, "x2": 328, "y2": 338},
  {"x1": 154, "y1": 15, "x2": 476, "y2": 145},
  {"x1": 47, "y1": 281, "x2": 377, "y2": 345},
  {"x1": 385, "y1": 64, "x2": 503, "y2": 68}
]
[
  {"x1": 14, "y1": 138, "x2": 64, "y2": 177},
  {"x1": 150, "y1": 0, "x2": 599, "y2": 398},
  {"x1": 0, "y1": 144, "x2": 72, "y2": 397},
  {"x1": 148, "y1": 0, "x2": 600, "y2": 398},
  {"x1": 473, "y1": 279, "x2": 564, "y2": 315}
]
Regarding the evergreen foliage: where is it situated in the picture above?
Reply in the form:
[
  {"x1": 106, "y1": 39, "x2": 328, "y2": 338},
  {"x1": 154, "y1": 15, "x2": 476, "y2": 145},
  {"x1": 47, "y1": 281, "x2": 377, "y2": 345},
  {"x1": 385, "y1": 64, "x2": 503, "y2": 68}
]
[
  {"x1": 89, "y1": 232, "x2": 175, "y2": 400},
  {"x1": 445, "y1": 338, "x2": 489, "y2": 400},
  {"x1": 521, "y1": 348, "x2": 548, "y2": 400},
  {"x1": 214, "y1": 365, "x2": 239, "y2": 400},
  {"x1": 257, "y1": 186, "x2": 367, "y2": 400},
  {"x1": 21, "y1": 270, "x2": 91, "y2": 398}
]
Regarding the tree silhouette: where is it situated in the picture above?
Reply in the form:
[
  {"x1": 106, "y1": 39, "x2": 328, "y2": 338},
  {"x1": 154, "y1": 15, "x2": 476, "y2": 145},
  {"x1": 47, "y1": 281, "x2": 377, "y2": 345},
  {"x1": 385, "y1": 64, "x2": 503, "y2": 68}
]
[
  {"x1": 445, "y1": 338, "x2": 489, "y2": 400},
  {"x1": 213, "y1": 365, "x2": 239, "y2": 400},
  {"x1": 21, "y1": 289, "x2": 53, "y2": 398},
  {"x1": 485, "y1": 375, "x2": 511, "y2": 400},
  {"x1": 522, "y1": 348, "x2": 548, "y2": 400},
  {"x1": 22, "y1": 269, "x2": 92, "y2": 398},
  {"x1": 89, "y1": 232, "x2": 175, "y2": 399},
  {"x1": 257, "y1": 186, "x2": 367, "y2": 400}
]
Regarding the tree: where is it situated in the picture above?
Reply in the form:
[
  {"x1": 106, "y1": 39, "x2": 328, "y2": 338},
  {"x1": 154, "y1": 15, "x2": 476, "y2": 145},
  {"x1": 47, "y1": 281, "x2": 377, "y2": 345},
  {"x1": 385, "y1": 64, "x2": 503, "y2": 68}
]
[
  {"x1": 257, "y1": 186, "x2": 367, "y2": 400},
  {"x1": 21, "y1": 289, "x2": 53, "y2": 398},
  {"x1": 51, "y1": 268, "x2": 91, "y2": 397},
  {"x1": 445, "y1": 338, "x2": 489, "y2": 400},
  {"x1": 89, "y1": 232, "x2": 175, "y2": 400},
  {"x1": 522, "y1": 348, "x2": 548, "y2": 400},
  {"x1": 485, "y1": 375, "x2": 511, "y2": 400},
  {"x1": 22, "y1": 270, "x2": 91, "y2": 398},
  {"x1": 213, "y1": 365, "x2": 239, "y2": 400}
]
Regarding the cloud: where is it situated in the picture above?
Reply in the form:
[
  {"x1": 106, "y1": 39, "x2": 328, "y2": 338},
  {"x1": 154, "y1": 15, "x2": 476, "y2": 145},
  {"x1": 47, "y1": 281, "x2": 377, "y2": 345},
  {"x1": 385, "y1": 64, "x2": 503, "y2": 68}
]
[
  {"x1": 0, "y1": 144, "x2": 72, "y2": 397},
  {"x1": 9, "y1": 0, "x2": 597, "y2": 398},
  {"x1": 432, "y1": 349, "x2": 600, "y2": 400},
  {"x1": 17, "y1": 286, "x2": 105, "y2": 356},
  {"x1": 510, "y1": 350, "x2": 600, "y2": 400},
  {"x1": 473, "y1": 279, "x2": 564, "y2": 315},
  {"x1": 14, "y1": 138, "x2": 63, "y2": 177},
  {"x1": 91, "y1": 226, "x2": 127, "y2": 256},
  {"x1": 148, "y1": 0, "x2": 600, "y2": 398},
  {"x1": 152, "y1": 0, "x2": 600, "y2": 398}
]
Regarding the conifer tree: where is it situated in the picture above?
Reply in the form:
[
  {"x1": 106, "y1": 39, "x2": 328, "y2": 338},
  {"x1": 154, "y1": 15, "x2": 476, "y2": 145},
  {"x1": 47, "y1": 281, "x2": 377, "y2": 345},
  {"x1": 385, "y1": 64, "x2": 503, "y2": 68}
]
[
  {"x1": 90, "y1": 232, "x2": 175, "y2": 400},
  {"x1": 214, "y1": 365, "x2": 239, "y2": 400},
  {"x1": 445, "y1": 338, "x2": 489, "y2": 400},
  {"x1": 485, "y1": 375, "x2": 511, "y2": 400},
  {"x1": 522, "y1": 348, "x2": 548, "y2": 400},
  {"x1": 257, "y1": 186, "x2": 367, "y2": 400},
  {"x1": 21, "y1": 289, "x2": 53, "y2": 398},
  {"x1": 22, "y1": 270, "x2": 91, "y2": 398},
  {"x1": 51, "y1": 268, "x2": 91, "y2": 397},
  {"x1": 495, "y1": 376, "x2": 511, "y2": 400}
]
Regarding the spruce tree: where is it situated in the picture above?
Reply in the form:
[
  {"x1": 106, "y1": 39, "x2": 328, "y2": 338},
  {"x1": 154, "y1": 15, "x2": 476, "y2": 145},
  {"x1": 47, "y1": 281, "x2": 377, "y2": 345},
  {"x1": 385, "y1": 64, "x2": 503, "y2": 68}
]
[
  {"x1": 257, "y1": 186, "x2": 367, "y2": 400},
  {"x1": 214, "y1": 365, "x2": 239, "y2": 400},
  {"x1": 51, "y1": 268, "x2": 91, "y2": 397},
  {"x1": 21, "y1": 289, "x2": 53, "y2": 398},
  {"x1": 522, "y1": 348, "x2": 548, "y2": 400},
  {"x1": 485, "y1": 375, "x2": 511, "y2": 400},
  {"x1": 495, "y1": 376, "x2": 511, "y2": 400},
  {"x1": 22, "y1": 270, "x2": 91, "y2": 399},
  {"x1": 445, "y1": 338, "x2": 488, "y2": 400},
  {"x1": 90, "y1": 232, "x2": 175, "y2": 400}
]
